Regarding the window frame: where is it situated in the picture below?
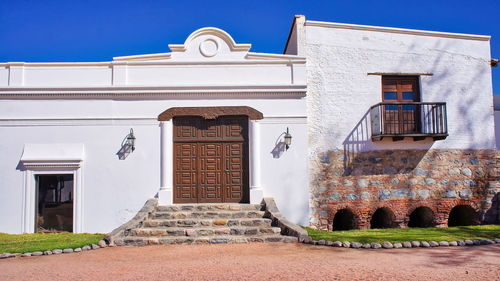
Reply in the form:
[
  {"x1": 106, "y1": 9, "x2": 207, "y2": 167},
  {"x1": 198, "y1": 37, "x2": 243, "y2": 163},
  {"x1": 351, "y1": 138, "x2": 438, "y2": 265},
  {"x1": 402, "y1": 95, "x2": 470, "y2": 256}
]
[
  {"x1": 381, "y1": 75, "x2": 420, "y2": 103},
  {"x1": 381, "y1": 75, "x2": 421, "y2": 135}
]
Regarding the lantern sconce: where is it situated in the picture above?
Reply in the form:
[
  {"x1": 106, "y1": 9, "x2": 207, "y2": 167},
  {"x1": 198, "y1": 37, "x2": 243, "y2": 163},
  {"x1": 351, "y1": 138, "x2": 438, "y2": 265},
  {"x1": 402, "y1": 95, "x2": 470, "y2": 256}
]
[
  {"x1": 126, "y1": 128, "x2": 136, "y2": 152},
  {"x1": 284, "y1": 127, "x2": 292, "y2": 150},
  {"x1": 117, "y1": 128, "x2": 136, "y2": 160}
]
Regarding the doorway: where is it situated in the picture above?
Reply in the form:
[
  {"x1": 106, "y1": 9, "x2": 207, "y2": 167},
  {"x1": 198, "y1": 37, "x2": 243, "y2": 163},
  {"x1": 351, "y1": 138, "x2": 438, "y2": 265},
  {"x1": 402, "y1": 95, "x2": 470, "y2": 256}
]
[
  {"x1": 382, "y1": 76, "x2": 420, "y2": 134},
  {"x1": 173, "y1": 116, "x2": 249, "y2": 203},
  {"x1": 35, "y1": 175, "x2": 74, "y2": 232}
]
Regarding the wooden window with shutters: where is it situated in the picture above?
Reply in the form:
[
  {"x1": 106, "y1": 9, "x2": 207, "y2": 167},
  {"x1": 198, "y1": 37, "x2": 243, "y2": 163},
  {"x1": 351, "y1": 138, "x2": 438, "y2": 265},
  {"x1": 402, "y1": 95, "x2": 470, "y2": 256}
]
[{"x1": 382, "y1": 76, "x2": 420, "y2": 134}]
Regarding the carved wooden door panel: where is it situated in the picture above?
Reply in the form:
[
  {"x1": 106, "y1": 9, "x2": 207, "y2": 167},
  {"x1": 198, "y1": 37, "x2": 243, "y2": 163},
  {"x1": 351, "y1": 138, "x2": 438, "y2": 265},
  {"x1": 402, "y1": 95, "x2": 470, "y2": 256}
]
[
  {"x1": 174, "y1": 143, "x2": 198, "y2": 203},
  {"x1": 198, "y1": 143, "x2": 223, "y2": 203},
  {"x1": 173, "y1": 116, "x2": 248, "y2": 203},
  {"x1": 223, "y1": 142, "x2": 244, "y2": 202}
]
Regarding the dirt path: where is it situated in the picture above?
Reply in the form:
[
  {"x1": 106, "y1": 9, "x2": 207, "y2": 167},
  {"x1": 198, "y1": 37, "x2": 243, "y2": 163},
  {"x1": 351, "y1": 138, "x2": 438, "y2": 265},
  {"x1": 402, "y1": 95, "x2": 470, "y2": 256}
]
[{"x1": 1, "y1": 243, "x2": 499, "y2": 280}]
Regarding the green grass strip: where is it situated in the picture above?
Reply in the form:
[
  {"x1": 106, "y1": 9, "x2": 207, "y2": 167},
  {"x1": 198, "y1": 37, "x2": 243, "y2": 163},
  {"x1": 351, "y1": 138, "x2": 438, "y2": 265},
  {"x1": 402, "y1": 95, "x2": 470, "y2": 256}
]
[
  {"x1": 0, "y1": 233, "x2": 105, "y2": 253},
  {"x1": 304, "y1": 225, "x2": 500, "y2": 244}
]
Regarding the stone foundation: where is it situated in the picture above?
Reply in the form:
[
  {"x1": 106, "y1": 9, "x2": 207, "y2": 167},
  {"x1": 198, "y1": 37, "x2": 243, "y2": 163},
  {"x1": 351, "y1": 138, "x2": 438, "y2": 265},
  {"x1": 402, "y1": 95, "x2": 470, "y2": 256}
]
[{"x1": 310, "y1": 149, "x2": 499, "y2": 230}]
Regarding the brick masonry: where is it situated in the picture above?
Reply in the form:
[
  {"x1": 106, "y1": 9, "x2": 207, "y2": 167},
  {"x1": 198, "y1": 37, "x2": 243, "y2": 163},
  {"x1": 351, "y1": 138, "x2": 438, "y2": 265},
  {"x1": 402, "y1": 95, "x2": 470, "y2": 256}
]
[{"x1": 310, "y1": 149, "x2": 499, "y2": 230}]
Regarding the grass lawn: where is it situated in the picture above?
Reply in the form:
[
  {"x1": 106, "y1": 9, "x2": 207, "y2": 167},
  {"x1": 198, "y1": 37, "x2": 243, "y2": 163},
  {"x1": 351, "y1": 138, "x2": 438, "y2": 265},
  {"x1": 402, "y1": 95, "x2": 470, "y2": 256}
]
[
  {"x1": 304, "y1": 225, "x2": 500, "y2": 244},
  {"x1": 0, "y1": 233, "x2": 105, "y2": 254}
]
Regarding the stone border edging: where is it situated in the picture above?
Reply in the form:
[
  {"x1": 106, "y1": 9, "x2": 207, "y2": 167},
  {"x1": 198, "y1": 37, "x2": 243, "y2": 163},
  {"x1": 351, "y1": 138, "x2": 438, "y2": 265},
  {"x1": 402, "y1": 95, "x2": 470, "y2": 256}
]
[
  {"x1": 0, "y1": 239, "x2": 110, "y2": 259},
  {"x1": 104, "y1": 198, "x2": 158, "y2": 245},
  {"x1": 261, "y1": 197, "x2": 309, "y2": 242},
  {"x1": 302, "y1": 237, "x2": 500, "y2": 249},
  {"x1": 1, "y1": 198, "x2": 158, "y2": 260}
]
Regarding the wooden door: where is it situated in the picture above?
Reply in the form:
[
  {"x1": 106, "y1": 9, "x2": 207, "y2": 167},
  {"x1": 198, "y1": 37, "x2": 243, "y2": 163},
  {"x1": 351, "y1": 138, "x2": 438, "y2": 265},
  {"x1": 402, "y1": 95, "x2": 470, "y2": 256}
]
[
  {"x1": 382, "y1": 76, "x2": 420, "y2": 134},
  {"x1": 173, "y1": 116, "x2": 248, "y2": 203}
]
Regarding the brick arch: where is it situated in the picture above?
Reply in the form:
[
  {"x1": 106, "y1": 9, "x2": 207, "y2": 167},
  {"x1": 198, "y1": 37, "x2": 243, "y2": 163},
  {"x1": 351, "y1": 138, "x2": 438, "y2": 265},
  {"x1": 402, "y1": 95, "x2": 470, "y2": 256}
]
[
  {"x1": 443, "y1": 200, "x2": 480, "y2": 215},
  {"x1": 446, "y1": 200, "x2": 481, "y2": 226},
  {"x1": 368, "y1": 204, "x2": 400, "y2": 229},
  {"x1": 406, "y1": 204, "x2": 437, "y2": 227},
  {"x1": 367, "y1": 204, "x2": 400, "y2": 219},
  {"x1": 406, "y1": 204, "x2": 438, "y2": 218},
  {"x1": 158, "y1": 106, "x2": 264, "y2": 121},
  {"x1": 326, "y1": 205, "x2": 362, "y2": 231}
]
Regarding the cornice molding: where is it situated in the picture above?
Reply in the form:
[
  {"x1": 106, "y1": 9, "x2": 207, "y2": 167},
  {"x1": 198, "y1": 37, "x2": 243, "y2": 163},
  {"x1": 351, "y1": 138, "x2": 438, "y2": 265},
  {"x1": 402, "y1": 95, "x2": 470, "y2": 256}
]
[
  {"x1": 0, "y1": 59, "x2": 305, "y2": 67},
  {"x1": 245, "y1": 52, "x2": 305, "y2": 61},
  {"x1": 21, "y1": 160, "x2": 82, "y2": 169},
  {"x1": 113, "y1": 53, "x2": 172, "y2": 62},
  {"x1": 0, "y1": 85, "x2": 307, "y2": 99},
  {"x1": 306, "y1": 20, "x2": 491, "y2": 41},
  {"x1": 0, "y1": 92, "x2": 306, "y2": 99}
]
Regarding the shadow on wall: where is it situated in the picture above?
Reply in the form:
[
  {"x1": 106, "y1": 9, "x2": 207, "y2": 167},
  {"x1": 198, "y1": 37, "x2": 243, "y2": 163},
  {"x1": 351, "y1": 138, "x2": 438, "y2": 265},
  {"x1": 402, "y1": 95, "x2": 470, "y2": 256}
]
[
  {"x1": 270, "y1": 131, "x2": 288, "y2": 159},
  {"x1": 117, "y1": 144, "x2": 134, "y2": 160},
  {"x1": 404, "y1": 38, "x2": 493, "y2": 149},
  {"x1": 16, "y1": 160, "x2": 25, "y2": 172},
  {"x1": 342, "y1": 109, "x2": 431, "y2": 176},
  {"x1": 484, "y1": 192, "x2": 500, "y2": 224},
  {"x1": 341, "y1": 37, "x2": 494, "y2": 175}
]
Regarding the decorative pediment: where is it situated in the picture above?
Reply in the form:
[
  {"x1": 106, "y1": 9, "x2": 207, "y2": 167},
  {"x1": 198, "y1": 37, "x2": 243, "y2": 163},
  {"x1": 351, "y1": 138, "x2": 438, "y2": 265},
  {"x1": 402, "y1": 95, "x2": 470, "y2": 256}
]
[
  {"x1": 169, "y1": 27, "x2": 251, "y2": 58},
  {"x1": 114, "y1": 27, "x2": 253, "y2": 62}
]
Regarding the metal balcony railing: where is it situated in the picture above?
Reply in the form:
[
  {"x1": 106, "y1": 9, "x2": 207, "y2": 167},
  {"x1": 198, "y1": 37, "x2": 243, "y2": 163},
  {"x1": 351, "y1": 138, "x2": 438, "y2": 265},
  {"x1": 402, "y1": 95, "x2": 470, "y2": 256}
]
[{"x1": 370, "y1": 102, "x2": 448, "y2": 141}]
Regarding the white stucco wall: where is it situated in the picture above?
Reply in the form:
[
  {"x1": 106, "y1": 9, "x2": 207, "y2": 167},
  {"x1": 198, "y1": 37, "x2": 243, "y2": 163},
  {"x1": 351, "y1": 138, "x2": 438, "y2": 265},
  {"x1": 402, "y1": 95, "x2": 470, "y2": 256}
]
[
  {"x1": 0, "y1": 98, "x2": 308, "y2": 233},
  {"x1": 495, "y1": 111, "x2": 500, "y2": 149},
  {"x1": 301, "y1": 20, "x2": 495, "y2": 160},
  {"x1": 494, "y1": 95, "x2": 500, "y2": 149},
  {"x1": 0, "y1": 27, "x2": 309, "y2": 234},
  {"x1": 258, "y1": 118, "x2": 309, "y2": 224}
]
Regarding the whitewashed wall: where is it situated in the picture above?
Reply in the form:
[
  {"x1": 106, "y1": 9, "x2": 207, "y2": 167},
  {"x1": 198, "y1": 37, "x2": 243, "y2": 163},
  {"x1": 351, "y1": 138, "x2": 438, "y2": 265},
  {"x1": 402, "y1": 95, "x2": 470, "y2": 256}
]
[
  {"x1": 294, "y1": 19, "x2": 495, "y2": 160},
  {"x1": 494, "y1": 95, "x2": 500, "y2": 149},
  {"x1": 0, "y1": 27, "x2": 309, "y2": 234},
  {"x1": 0, "y1": 99, "x2": 308, "y2": 234}
]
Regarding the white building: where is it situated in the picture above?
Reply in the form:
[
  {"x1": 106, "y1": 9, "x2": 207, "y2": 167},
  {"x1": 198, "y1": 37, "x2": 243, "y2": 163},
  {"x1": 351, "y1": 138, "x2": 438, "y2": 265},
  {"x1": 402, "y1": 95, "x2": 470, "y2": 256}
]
[
  {"x1": 0, "y1": 16, "x2": 497, "y2": 235},
  {"x1": 0, "y1": 27, "x2": 308, "y2": 234},
  {"x1": 285, "y1": 16, "x2": 497, "y2": 229}
]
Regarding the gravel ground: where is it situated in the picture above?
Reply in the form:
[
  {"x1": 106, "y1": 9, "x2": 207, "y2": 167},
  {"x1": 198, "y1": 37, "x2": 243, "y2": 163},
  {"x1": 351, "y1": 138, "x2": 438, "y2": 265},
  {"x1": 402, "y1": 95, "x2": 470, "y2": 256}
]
[{"x1": 0, "y1": 243, "x2": 499, "y2": 281}]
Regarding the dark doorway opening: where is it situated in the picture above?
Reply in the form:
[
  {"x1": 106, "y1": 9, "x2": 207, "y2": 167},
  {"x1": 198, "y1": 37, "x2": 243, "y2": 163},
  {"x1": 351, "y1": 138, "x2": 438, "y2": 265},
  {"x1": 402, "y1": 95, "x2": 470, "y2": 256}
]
[
  {"x1": 448, "y1": 205, "x2": 477, "y2": 227},
  {"x1": 36, "y1": 175, "x2": 74, "y2": 232},
  {"x1": 408, "y1": 207, "x2": 435, "y2": 228},
  {"x1": 332, "y1": 208, "x2": 357, "y2": 231},
  {"x1": 370, "y1": 207, "x2": 396, "y2": 229}
]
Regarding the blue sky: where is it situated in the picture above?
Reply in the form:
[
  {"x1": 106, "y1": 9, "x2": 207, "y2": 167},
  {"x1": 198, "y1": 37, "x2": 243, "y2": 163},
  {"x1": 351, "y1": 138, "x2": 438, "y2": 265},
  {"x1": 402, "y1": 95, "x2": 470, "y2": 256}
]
[{"x1": 1, "y1": 0, "x2": 499, "y2": 93}]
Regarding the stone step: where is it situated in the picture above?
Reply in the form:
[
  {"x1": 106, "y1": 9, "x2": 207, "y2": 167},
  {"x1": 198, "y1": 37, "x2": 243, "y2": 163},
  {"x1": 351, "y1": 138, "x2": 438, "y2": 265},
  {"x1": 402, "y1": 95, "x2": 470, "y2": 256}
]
[
  {"x1": 155, "y1": 204, "x2": 262, "y2": 212},
  {"x1": 130, "y1": 226, "x2": 282, "y2": 237},
  {"x1": 144, "y1": 218, "x2": 273, "y2": 228},
  {"x1": 152, "y1": 210, "x2": 266, "y2": 220},
  {"x1": 114, "y1": 235, "x2": 297, "y2": 246}
]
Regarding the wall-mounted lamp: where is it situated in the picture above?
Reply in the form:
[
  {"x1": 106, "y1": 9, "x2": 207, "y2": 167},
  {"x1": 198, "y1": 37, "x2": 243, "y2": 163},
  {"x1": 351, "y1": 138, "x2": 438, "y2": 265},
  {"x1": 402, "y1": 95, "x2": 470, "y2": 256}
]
[
  {"x1": 126, "y1": 128, "x2": 136, "y2": 152},
  {"x1": 284, "y1": 127, "x2": 292, "y2": 150}
]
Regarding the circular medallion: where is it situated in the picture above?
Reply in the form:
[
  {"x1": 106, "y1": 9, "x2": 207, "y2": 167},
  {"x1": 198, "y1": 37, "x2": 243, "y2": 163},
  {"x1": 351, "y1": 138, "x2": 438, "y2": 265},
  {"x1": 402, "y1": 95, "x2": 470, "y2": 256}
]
[{"x1": 199, "y1": 39, "x2": 218, "y2": 57}]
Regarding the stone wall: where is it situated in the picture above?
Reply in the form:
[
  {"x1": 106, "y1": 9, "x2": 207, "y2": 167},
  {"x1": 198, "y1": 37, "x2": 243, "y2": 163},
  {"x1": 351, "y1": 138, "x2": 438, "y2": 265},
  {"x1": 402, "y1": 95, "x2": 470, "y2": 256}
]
[{"x1": 310, "y1": 149, "x2": 499, "y2": 230}]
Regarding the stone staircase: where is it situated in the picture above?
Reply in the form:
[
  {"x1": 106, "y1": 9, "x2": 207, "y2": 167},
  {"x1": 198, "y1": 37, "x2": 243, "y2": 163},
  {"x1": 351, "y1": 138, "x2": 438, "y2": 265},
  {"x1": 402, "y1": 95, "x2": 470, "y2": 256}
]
[{"x1": 110, "y1": 202, "x2": 299, "y2": 245}]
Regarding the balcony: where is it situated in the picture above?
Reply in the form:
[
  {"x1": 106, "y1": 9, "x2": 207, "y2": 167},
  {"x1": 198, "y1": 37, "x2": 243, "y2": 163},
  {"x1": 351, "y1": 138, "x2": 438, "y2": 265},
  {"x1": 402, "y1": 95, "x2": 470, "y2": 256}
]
[{"x1": 370, "y1": 102, "x2": 448, "y2": 141}]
